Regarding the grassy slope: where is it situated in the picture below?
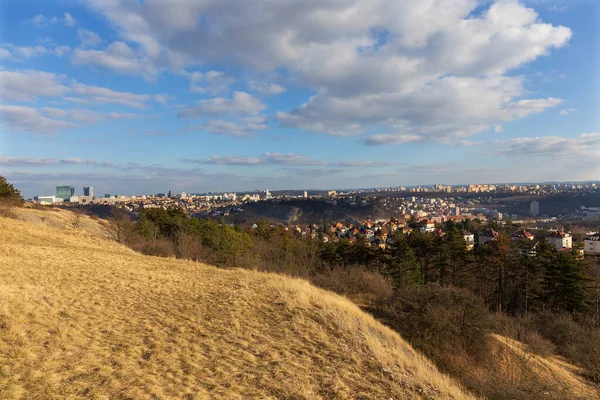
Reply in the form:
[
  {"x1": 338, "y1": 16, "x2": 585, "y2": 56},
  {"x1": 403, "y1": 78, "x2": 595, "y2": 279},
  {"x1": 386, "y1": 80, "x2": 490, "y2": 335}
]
[
  {"x1": 487, "y1": 335, "x2": 597, "y2": 399},
  {"x1": 0, "y1": 211, "x2": 474, "y2": 400}
]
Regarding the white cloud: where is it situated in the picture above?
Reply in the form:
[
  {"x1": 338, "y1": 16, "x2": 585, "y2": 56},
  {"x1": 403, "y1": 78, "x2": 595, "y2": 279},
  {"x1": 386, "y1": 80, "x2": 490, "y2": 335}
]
[
  {"x1": 82, "y1": 0, "x2": 571, "y2": 144},
  {"x1": 263, "y1": 153, "x2": 325, "y2": 166},
  {"x1": 362, "y1": 134, "x2": 424, "y2": 146},
  {"x1": 559, "y1": 108, "x2": 577, "y2": 116},
  {"x1": 190, "y1": 154, "x2": 401, "y2": 167},
  {"x1": 495, "y1": 133, "x2": 600, "y2": 159},
  {"x1": 0, "y1": 156, "x2": 57, "y2": 166},
  {"x1": 72, "y1": 42, "x2": 158, "y2": 78},
  {"x1": 77, "y1": 29, "x2": 102, "y2": 47},
  {"x1": 190, "y1": 153, "x2": 324, "y2": 166},
  {"x1": 549, "y1": 5, "x2": 568, "y2": 12},
  {"x1": 195, "y1": 156, "x2": 262, "y2": 165},
  {"x1": 178, "y1": 91, "x2": 265, "y2": 118},
  {"x1": 0, "y1": 70, "x2": 69, "y2": 101},
  {"x1": 154, "y1": 94, "x2": 174, "y2": 106},
  {"x1": 24, "y1": 13, "x2": 76, "y2": 28},
  {"x1": 451, "y1": 140, "x2": 485, "y2": 147},
  {"x1": 24, "y1": 14, "x2": 59, "y2": 28},
  {"x1": 192, "y1": 120, "x2": 260, "y2": 137},
  {"x1": 0, "y1": 48, "x2": 11, "y2": 60},
  {"x1": 0, "y1": 70, "x2": 151, "y2": 110},
  {"x1": 333, "y1": 160, "x2": 400, "y2": 167},
  {"x1": 0, "y1": 157, "x2": 113, "y2": 167},
  {"x1": 248, "y1": 80, "x2": 286, "y2": 95},
  {"x1": 0, "y1": 105, "x2": 75, "y2": 133},
  {"x1": 41, "y1": 107, "x2": 140, "y2": 123},
  {"x1": 64, "y1": 13, "x2": 76, "y2": 27},
  {"x1": 69, "y1": 82, "x2": 151, "y2": 109},
  {"x1": 189, "y1": 70, "x2": 235, "y2": 94},
  {"x1": 494, "y1": 125, "x2": 504, "y2": 133},
  {"x1": 0, "y1": 43, "x2": 71, "y2": 60}
]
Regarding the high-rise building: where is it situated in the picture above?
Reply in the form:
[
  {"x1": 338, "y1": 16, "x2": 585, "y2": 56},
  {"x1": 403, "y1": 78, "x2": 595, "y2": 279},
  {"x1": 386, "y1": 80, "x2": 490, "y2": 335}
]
[
  {"x1": 530, "y1": 200, "x2": 540, "y2": 217},
  {"x1": 56, "y1": 185, "x2": 74, "y2": 201},
  {"x1": 303, "y1": 190, "x2": 308, "y2": 198},
  {"x1": 83, "y1": 186, "x2": 94, "y2": 197}
]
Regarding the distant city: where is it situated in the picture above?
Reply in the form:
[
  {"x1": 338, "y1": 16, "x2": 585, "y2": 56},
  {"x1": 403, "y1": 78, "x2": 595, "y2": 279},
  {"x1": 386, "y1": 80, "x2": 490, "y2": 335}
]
[{"x1": 31, "y1": 182, "x2": 599, "y2": 219}]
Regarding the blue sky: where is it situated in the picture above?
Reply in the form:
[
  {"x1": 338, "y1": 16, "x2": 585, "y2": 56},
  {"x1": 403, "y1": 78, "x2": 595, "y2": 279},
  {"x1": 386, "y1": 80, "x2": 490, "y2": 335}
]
[{"x1": 0, "y1": 0, "x2": 598, "y2": 198}]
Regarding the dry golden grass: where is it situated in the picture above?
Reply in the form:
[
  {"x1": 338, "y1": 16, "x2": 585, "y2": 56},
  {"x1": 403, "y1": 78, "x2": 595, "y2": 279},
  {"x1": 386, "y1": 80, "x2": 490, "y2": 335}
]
[
  {"x1": 0, "y1": 211, "x2": 475, "y2": 399},
  {"x1": 489, "y1": 334, "x2": 598, "y2": 399}
]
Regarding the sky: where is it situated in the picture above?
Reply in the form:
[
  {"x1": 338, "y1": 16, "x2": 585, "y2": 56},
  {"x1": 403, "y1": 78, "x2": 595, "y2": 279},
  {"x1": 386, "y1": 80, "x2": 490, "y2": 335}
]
[{"x1": 0, "y1": 0, "x2": 598, "y2": 198}]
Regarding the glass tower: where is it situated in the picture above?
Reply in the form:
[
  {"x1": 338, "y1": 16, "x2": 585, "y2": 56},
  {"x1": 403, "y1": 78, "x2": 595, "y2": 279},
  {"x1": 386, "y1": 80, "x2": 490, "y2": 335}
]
[{"x1": 56, "y1": 186, "x2": 75, "y2": 201}]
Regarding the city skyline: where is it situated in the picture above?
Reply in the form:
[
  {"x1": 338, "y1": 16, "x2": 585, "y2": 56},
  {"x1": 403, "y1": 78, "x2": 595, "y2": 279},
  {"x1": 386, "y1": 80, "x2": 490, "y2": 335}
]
[{"x1": 1, "y1": 0, "x2": 599, "y2": 198}]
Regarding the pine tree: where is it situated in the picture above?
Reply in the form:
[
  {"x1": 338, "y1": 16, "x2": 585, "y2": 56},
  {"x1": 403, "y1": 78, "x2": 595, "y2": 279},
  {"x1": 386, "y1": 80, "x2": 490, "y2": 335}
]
[
  {"x1": 385, "y1": 233, "x2": 423, "y2": 288},
  {"x1": 543, "y1": 252, "x2": 587, "y2": 313},
  {"x1": 0, "y1": 175, "x2": 23, "y2": 204}
]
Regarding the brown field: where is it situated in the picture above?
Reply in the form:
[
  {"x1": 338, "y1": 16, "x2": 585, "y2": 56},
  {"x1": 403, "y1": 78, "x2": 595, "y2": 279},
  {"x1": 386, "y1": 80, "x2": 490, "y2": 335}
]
[{"x1": 0, "y1": 210, "x2": 475, "y2": 399}]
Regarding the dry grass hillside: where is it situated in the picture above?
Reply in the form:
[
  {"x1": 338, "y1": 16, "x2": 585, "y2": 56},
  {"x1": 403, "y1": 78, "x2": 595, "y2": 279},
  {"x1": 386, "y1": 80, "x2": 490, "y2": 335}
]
[
  {"x1": 486, "y1": 335, "x2": 598, "y2": 399},
  {"x1": 0, "y1": 210, "x2": 475, "y2": 399}
]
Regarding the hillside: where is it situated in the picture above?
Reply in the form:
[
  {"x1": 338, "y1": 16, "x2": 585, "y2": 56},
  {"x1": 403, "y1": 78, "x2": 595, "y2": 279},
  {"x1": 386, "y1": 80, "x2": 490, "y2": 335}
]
[
  {"x1": 223, "y1": 199, "x2": 387, "y2": 225},
  {"x1": 0, "y1": 210, "x2": 474, "y2": 399}
]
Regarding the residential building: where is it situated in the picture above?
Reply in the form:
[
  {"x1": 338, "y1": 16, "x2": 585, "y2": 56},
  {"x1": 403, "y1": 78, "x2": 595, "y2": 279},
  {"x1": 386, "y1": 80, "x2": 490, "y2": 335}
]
[
  {"x1": 56, "y1": 186, "x2": 74, "y2": 201},
  {"x1": 518, "y1": 241, "x2": 539, "y2": 257},
  {"x1": 546, "y1": 231, "x2": 572, "y2": 250},
  {"x1": 511, "y1": 230, "x2": 535, "y2": 241},
  {"x1": 79, "y1": 196, "x2": 93, "y2": 204},
  {"x1": 463, "y1": 232, "x2": 475, "y2": 251},
  {"x1": 478, "y1": 229, "x2": 499, "y2": 245},
  {"x1": 419, "y1": 219, "x2": 435, "y2": 233},
  {"x1": 83, "y1": 186, "x2": 94, "y2": 197},
  {"x1": 584, "y1": 233, "x2": 600, "y2": 255},
  {"x1": 530, "y1": 200, "x2": 539, "y2": 217}
]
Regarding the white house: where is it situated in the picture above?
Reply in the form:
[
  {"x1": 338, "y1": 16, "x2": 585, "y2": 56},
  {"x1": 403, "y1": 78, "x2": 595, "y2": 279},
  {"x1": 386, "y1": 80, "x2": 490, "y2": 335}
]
[
  {"x1": 419, "y1": 220, "x2": 435, "y2": 233},
  {"x1": 584, "y1": 233, "x2": 600, "y2": 255},
  {"x1": 546, "y1": 231, "x2": 573, "y2": 250},
  {"x1": 463, "y1": 232, "x2": 475, "y2": 251}
]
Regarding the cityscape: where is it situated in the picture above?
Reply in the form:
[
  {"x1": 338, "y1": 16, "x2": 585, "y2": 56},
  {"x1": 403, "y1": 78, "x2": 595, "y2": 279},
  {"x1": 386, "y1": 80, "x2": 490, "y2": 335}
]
[{"x1": 28, "y1": 180, "x2": 600, "y2": 256}]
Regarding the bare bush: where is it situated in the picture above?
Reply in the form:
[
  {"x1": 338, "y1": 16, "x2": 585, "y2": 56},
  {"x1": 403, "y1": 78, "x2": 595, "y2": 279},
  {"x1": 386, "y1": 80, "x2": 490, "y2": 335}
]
[{"x1": 310, "y1": 266, "x2": 393, "y2": 305}]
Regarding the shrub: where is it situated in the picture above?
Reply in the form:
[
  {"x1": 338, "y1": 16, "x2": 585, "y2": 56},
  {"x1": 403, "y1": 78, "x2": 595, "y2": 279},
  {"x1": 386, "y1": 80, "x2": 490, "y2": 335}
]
[
  {"x1": 373, "y1": 285, "x2": 493, "y2": 366},
  {"x1": 533, "y1": 312, "x2": 600, "y2": 382},
  {"x1": 310, "y1": 266, "x2": 393, "y2": 305}
]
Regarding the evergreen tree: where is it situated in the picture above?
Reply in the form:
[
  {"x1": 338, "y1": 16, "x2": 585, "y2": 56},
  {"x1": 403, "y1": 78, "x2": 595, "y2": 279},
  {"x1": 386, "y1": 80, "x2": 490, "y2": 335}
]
[
  {"x1": 445, "y1": 228, "x2": 469, "y2": 286},
  {"x1": 0, "y1": 175, "x2": 23, "y2": 204},
  {"x1": 385, "y1": 233, "x2": 423, "y2": 288},
  {"x1": 543, "y1": 252, "x2": 587, "y2": 313}
]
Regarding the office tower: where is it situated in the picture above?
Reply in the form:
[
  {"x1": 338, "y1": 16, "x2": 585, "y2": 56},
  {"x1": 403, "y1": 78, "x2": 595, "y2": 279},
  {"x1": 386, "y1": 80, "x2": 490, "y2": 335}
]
[
  {"x1": 83, "y1": 186, "x2": 94, "y2": 197},
  {"x1": 56, "y1": 185, "x2": 75, "y2": 201}
]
